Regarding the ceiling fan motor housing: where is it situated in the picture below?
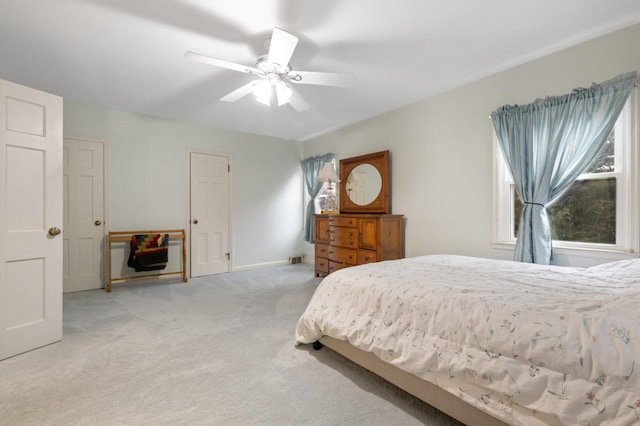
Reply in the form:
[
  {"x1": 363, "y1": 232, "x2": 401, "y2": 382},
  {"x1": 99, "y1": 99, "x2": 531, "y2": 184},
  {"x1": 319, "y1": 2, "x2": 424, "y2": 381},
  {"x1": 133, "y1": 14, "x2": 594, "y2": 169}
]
[{"x1": 255, "y1": 55, "x2": 291, "y2": 80}]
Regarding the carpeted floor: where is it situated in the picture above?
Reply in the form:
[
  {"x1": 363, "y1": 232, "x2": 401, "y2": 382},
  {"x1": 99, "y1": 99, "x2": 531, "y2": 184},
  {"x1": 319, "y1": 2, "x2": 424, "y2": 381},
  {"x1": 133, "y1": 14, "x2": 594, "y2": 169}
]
[{"x1": 0, "y1": 264, "x2": 463, "y2": 425}]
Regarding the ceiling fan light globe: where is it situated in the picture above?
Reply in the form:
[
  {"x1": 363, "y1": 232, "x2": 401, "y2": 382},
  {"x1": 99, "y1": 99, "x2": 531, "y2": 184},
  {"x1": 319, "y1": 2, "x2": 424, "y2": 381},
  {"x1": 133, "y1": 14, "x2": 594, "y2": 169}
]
[
  {"x1": 256, "y1": 95, "x2": 271, "y2": 106},
  {"x1": 253, "y1": 80, "x2": 273, "y2": 105},
  {"x1": 276, "y1": 81, "x2": 293, "y2": 106}
]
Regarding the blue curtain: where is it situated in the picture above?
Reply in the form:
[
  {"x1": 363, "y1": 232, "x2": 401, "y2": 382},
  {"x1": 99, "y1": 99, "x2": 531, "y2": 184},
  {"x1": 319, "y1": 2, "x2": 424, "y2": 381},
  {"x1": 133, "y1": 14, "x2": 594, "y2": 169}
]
[
  {"x1": 301, "y1": 153, "x2": 334, "y2": 242},
  {"x1": 491, "y1": 71, "x2": 636, "y2": 264}
]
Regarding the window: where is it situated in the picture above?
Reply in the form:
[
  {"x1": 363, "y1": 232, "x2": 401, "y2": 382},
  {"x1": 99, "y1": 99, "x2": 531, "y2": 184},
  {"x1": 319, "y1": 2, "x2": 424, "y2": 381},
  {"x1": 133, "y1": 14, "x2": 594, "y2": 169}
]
[{"x1": 494, "y1": 91, "x2": 639, "y2": 253}]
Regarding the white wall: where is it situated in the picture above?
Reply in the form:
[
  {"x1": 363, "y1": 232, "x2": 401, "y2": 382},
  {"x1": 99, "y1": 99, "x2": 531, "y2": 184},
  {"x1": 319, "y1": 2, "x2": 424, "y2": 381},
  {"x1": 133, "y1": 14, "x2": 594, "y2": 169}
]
[
  {"x1": 303, "y1": 23, "x2": 640, "y2": 267},
  {"x1": 63, "y1": 102, "x2": 306, "y2": 269},
  {"x1": 62, "y1": 24, "x2": 640, "y2": 271}
]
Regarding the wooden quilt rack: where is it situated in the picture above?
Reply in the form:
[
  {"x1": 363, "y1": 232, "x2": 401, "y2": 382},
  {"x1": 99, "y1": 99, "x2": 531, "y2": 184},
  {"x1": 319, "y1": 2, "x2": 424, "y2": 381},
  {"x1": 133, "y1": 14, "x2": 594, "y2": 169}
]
[{"x1": 107, "y1": 229, "x2": 188, "y2": 292}]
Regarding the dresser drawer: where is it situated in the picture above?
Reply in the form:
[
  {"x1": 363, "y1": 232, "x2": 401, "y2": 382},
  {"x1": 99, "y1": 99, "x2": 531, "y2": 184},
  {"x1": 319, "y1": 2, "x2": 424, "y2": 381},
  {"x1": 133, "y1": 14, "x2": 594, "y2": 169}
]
[
  {"x1": 329, "y1": 216, "x2": 357, "y2": 228},
  {"x1": 330, "y1": 236, "x2": 358, "y2": 249},
  {"x1": 329, "y1": 233, "x2": 358, "y2": 249},
  {"x1": 315, "y1": 242, "x2": 329, "y2": 259},
  {"x1": 328, "y1": 246, "x2": 357, "y2": 265},
  {"x1": 329, "y1": 224, "x2": 358, "y2": 248},
  {"x1": 315, "y1": 257, "x2": 329, "y2": 274},
  {"x1": 358, "y1": 250, "x2": 377, "y2": 264},
  {"x1": 329, "y1": 261, "x2": 351, "y2": 274},
  {"x1": 330, "y1": 226, "x2": 357, "y2": 239}
]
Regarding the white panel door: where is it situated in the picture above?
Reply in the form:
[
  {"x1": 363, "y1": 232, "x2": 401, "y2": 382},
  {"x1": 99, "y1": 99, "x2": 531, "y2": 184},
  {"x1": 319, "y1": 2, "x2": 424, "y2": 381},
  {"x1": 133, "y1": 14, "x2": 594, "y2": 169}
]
[
  {"x1": 0, "y1": 79, "x2": 63, "y2": 360},
  {"x1": 190, "y1": 152, "x2": 230, "y2": 277},
  {"x1": 350, "y1": 168, "x2": 368, "y2": 205},
  {"x1": 63, "y1": 137, "x2": 105, "y2": 293}
]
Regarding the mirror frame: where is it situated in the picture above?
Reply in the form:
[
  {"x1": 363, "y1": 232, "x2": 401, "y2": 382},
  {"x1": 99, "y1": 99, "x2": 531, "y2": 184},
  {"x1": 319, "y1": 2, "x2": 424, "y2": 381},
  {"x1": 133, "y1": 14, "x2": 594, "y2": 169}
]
[{"x1": 339, "y1": 150, "x2": 390, "y2": 214}]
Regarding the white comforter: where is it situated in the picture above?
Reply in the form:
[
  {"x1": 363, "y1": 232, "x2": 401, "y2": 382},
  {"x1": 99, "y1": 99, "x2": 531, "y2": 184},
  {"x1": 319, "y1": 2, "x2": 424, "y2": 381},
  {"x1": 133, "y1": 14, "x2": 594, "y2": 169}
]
[{"x1": 295, "y1": 255, "x2": 640, "y2": 425}]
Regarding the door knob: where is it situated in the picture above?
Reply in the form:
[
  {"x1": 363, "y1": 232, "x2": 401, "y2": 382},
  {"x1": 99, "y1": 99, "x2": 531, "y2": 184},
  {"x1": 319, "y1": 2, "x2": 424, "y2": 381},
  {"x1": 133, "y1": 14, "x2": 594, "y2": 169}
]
[
  {"x1": 95, "y1": 220, "x2": 102, "y2": 226},
  {"x1": 48, "y1": 227, "x2": 61, "y2": 236},
  {"x1": 192, "y1": 219, "x2": 198, "y2": 224}
]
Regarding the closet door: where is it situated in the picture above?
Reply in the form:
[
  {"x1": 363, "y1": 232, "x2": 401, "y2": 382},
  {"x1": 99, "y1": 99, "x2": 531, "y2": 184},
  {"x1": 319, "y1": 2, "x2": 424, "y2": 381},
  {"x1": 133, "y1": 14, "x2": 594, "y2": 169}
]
[
  {"x1": 63, "y1": 136, "x2": 106, "y2": 293},
  {"x1": 189, "y1": 152, "x2": 231, "y2": 277},
  {"x1": 0, "y1": 80, "x2": 63, "y2": 360}
]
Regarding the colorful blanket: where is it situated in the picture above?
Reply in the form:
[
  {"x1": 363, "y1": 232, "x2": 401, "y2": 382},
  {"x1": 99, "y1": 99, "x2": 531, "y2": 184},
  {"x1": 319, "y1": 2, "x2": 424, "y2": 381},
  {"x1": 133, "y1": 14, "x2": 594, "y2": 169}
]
[{"x1": 127, "y1": 234, "x2": 169, "y2": 272}]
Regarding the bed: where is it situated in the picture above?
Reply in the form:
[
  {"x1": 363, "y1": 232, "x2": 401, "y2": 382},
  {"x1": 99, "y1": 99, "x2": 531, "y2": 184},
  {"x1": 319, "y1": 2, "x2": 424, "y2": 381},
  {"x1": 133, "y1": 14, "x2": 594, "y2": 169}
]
[{"x1": 295, "y1": 255, "x2": 640, "y2": 425}]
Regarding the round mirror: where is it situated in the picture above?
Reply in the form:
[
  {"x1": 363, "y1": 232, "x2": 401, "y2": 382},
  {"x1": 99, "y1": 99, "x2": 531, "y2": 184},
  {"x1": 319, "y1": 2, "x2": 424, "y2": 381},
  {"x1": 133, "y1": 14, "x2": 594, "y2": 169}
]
[{"x1": 346, "y1": 164, "x2": 382, "y2": 205}]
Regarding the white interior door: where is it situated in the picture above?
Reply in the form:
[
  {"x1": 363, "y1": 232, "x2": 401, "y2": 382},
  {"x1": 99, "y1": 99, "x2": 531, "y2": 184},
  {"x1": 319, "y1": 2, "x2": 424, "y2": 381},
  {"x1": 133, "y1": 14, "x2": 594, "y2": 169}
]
[
  {"x1": 0, "y1": 79, "x2": 63, "y2": 360},
  {"x1": 63, "y1": 137, "x2": 105, "y2": 293},
  {"x1": 190, "y1": 152, "x2": 230, "y2": 277},
  {"x1": 351, "y1": 169, "x2": 368, "y2": 205}
]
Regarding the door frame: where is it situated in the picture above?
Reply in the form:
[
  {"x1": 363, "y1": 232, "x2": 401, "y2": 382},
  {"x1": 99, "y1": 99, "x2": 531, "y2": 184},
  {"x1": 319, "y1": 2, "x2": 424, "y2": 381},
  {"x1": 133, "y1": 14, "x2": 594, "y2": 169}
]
[
  {"x1": 64, "y1": 134, "x2": 110, "y2": 288},
  {"x1": 185, "y1": 149, "x2": 232, "y2": 277}
]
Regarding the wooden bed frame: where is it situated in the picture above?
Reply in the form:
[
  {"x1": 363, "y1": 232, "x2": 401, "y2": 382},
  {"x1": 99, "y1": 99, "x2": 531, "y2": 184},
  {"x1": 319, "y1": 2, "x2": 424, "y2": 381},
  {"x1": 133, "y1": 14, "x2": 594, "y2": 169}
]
[{"x1": 318, "y1": 336, "x2": 510, "y2": 426}]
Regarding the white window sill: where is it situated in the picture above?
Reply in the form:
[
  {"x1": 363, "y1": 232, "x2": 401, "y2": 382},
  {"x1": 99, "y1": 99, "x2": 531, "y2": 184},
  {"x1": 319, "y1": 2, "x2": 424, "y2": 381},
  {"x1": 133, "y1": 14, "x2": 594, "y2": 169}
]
[{"x1": 492, "y1": 241, "x2": 639, "y2": 262}]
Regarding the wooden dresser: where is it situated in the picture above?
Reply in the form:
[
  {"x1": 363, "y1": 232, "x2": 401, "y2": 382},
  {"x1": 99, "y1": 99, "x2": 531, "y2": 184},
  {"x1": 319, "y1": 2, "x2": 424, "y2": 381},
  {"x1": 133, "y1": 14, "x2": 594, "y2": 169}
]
[{"x1": 314, "y1": 213, "x2": 403, "y2": 277}]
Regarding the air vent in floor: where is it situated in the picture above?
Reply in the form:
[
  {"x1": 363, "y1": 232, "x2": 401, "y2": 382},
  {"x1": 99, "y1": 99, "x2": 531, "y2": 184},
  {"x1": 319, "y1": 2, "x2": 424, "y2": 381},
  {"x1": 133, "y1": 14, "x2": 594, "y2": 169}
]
[{"x1": 289, "y1": 255, "x2": 304, "y2": 264}]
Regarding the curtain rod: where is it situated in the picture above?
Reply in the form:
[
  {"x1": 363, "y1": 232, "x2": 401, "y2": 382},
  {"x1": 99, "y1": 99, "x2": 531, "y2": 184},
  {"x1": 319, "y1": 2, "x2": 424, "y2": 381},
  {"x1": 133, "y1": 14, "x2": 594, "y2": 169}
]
[
  {"x1": 486, "y1": 77, "x2": 640, "y2": 119},
  {"x1": 488, "y1": 77, "x2": 640, "y2": 119}
]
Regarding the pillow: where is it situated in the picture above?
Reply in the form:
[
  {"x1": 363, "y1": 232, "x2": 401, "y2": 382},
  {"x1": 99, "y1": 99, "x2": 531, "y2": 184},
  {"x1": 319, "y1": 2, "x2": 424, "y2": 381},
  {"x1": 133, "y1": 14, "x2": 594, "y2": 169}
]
[{"x1": 586, "y1": 257, "x2": 640, "y2": 273}]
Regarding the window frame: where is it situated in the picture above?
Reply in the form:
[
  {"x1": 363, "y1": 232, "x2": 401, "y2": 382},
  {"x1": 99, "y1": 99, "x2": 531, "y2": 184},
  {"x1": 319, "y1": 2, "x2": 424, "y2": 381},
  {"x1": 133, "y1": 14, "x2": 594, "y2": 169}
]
[{"x1": 493, "y1": 89, "x2": 639, "y2": 255}]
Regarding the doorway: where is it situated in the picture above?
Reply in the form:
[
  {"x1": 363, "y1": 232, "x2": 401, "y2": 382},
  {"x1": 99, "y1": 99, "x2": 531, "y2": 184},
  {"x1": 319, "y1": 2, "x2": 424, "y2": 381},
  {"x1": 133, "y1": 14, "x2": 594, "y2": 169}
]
[
  {"x1": 188, "y1": 151, "x2": 231, "y2": 277},
  {"x1": 63, "y1": 136, "x2": 107, "y2": 293}
]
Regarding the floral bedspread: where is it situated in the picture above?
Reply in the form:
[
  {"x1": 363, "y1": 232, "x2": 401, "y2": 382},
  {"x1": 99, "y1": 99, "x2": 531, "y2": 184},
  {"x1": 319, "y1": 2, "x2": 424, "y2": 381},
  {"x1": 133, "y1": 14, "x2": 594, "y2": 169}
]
[{"x1": 295, "y1": 255, "x2": 640, "y2": 425}]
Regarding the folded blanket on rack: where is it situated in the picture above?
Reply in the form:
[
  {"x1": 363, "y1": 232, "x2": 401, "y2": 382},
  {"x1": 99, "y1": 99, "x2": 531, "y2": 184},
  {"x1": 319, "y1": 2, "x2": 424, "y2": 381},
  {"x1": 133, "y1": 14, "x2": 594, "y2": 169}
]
[{"x1": 127, "y1": 233, "x2": 169, "y2": 272}]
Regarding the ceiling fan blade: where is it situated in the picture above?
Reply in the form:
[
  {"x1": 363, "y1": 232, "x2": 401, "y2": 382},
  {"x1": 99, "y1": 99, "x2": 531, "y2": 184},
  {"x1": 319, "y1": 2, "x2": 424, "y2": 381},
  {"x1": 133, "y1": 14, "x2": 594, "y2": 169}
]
[
  {"x1": 289, "y1": 70, "x2": 353, "y2": 88},
  {"x1": 267, "y1": 28, "x2": 299, "y2": 67},
  {"x1": 220, "y1": 82, "x2": 256, "y2": 102},
  {"x1": 185, "y1": 51, "x2": 262, "y2": 75},
  {"x1": 288, "y1": 87, "x2": 310, "y2": 112}
]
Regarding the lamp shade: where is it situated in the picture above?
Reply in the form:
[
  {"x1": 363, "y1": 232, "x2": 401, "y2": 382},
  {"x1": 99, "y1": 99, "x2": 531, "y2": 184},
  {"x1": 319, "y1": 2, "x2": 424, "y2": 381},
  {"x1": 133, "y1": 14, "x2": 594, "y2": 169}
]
[{"x1": 316, "y1": 162, "x2": 340, "y2": 182}]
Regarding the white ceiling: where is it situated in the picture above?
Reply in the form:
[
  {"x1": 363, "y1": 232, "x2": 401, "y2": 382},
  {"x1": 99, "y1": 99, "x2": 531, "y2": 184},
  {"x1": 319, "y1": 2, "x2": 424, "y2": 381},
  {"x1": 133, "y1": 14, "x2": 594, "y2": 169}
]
[{"x1": 1, "y1": 1, "x2": 640, "y2": 141}]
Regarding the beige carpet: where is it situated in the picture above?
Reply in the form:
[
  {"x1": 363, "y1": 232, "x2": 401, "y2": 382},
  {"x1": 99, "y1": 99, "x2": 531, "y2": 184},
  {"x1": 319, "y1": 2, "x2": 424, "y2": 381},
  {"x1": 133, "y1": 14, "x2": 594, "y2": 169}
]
[{"x1": 0, "y1": 264, "x2": 462, "y2": 425}]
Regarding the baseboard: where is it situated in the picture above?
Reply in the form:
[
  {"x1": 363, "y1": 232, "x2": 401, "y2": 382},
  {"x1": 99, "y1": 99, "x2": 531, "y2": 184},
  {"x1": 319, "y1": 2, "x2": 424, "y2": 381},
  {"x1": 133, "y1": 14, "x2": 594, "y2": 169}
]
[{"x1": 231, "y1": 260, "x2": 290, "y2": 272}]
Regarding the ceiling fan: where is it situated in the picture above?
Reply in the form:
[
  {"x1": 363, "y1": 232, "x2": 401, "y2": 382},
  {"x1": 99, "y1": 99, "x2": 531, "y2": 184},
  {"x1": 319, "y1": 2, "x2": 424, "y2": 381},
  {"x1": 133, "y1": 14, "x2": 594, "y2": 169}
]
[{"x1": 185, "y1": 28, "x2": 352, "y2": 111}]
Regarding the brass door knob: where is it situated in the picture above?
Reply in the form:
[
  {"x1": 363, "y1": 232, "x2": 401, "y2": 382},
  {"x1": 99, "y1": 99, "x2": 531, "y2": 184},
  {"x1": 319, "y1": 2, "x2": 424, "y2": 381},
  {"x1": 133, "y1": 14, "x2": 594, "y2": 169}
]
[
  {"x1": 95, "y1": 220, "x2": 102, "y2": 226},
  {"x1": 48, "y1": 227, "x2": 61, "y2": 236},
  {"x1": 192, "y1": 219, "x2": 198, "y2": 224}
]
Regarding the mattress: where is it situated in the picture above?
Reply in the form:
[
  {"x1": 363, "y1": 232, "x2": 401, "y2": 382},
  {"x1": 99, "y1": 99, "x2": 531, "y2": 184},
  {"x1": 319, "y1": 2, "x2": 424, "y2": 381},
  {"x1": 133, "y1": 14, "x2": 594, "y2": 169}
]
[{"x1": 295, "y1": 255, "x2": 640, "y2": 425}]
